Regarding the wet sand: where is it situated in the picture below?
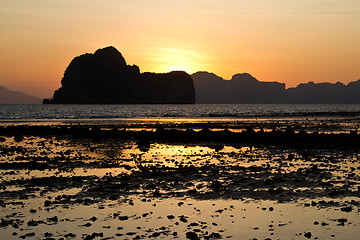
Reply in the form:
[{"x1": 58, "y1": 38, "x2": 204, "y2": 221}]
[{"x1": 0, "y1": 120, "x2": 359, "y2": 239}]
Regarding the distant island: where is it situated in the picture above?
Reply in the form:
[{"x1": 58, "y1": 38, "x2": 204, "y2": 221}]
[
  {"x1": 192, "y1": 72, "x2": 360, "y2": 104},
  {"x1": 0, "y1": 86, "x2": 42, "y2": 104},
  {"x1": 43, "y1": 46, "x2": 195, "y2": 104}
]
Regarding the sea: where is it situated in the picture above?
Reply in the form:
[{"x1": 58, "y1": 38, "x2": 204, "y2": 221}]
[{"x1": 1, "y1": 104, "x2": 360, "y2": 123}]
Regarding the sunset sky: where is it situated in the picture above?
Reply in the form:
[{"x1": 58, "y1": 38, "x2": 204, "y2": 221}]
[{"x1": 1, "y1": 0, "x2": 360, "y2": 98}]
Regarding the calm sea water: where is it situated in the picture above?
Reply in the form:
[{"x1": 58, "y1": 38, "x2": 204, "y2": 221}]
[{"x1": 1, "y1": 104, "x2": 360, "y2": 122}]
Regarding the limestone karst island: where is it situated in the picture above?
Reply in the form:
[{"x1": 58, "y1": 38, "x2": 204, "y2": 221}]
[{"x1": 43, "y1": 46, "x2": 195, "y2": 104}]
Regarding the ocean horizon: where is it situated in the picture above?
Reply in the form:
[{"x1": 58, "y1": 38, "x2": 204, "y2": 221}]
[{"x1": 1, "y1": 104, "x2": 360, "y2": 122}]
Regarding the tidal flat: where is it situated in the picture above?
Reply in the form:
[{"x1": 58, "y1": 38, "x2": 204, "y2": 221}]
[{"x1": 0, "y1": 120, "x2": 359, "y2": 239}]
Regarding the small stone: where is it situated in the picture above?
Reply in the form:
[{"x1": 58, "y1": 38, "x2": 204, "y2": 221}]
[
  {"x1": 340, "y1": 206, "x2": 352, "y2": 212},
  {"x1": 304, "y1": 232, "x2": 312, "y2": 239},
  {"x1": 338, "y1": 218, "x2": 347, "y2": 223},
  {"x1": 209, "y1": 232, "x2": 221, "y2": 238},
  {"x1": 64, "y1": 233, "x2": 76, "y2": 238},
  {"x1": 47, "y1": 216, "x2": 58, "y2": 222},
  {"x1": 119, "y1": 216, "x2": 129, "y2": 221},
  {"x1": 189, "y1": 222, "x2": 199, "y2": 226},
  {"x1": 179, "y1": 216, "x2": 188, "y2": 223},
  {"x1": 151, "y1": 232, "x2": 160, "y2": 237},
  {"x1": 186, "y1": 231, "x2": 198, "y2": 240}
]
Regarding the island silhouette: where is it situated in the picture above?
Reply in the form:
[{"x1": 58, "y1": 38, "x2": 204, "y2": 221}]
[
  {"x1": 192, "y1": 72, "x2": 360, "y2": 104},
  {"x1": 0, "y1": 86, "x2": 41, "y2": 104},
  {"x1": 41, "y1": 46, "x2": 360, "y2": 104},
  {"x1": 43, "y1": 46, "x2": 195, "y2": 104}
]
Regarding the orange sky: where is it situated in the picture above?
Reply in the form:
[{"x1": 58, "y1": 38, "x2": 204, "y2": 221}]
[{"x1": 1, "y1": 0, "x2": 360, "y2": 98}]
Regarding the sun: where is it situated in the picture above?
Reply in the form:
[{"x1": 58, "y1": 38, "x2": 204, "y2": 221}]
[
  {"x1": 154, "y1": 47, "x2": 200, "y2": 74},
  {"x1": 165, "y1": 64, "x2": 191, "y2": 73}
]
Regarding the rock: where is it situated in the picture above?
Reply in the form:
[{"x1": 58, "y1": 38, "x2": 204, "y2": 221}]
[
  {"x1": 119, "y1": 216, "x2": 129, "y2": 221},
  {"x1": 186, "y1": 231, "x2": 199, "y2": 240},
  {"x1": 47, "y1": 216, "x2": 58, "y2": 222},
  {"x1": 150, "y1": 232, "x2": 160, "y2": 237},
  {"x1": 340, "y1": 206, "x2": 352, "y2": 212},
  {"x1": 338, "y1": 218, "x2": 347, "y2": 223},
  {"x1": 19, "y1": 232, "x2": 35, "y2": 239},
  {"x1": 204, "y1": 232, "x2": 221, "y2": 239},
  {"x1": 189, "y1": 222, "x2": 199, "y2": 226},
  {"x1": 179, "y1": 215, "x2": 188, "y2": 223},
  {"x1": 27, "y1": 220, "x2": 38, "y2": 226},
  {"x1": 64, "y1": 233, "x2": 76, "y2": 238},
  {"x1": 14, "y1": 135, "x2": 23, "y2": 142},
  {"x1": 44, "y1": 46, "x2": 195, "y2": 104},
  {"x1": 304, "y1": 232, "x2": 312, "y2": 239},
  {"x1": 44, "y1": 232, "x2": 52, "y2": 237}
]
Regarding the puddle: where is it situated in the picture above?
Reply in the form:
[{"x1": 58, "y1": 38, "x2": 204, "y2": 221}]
[{"x1": 1, "y1": 126, "x2": 360, "y2": 239}]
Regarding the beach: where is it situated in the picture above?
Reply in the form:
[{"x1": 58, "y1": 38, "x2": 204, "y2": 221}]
[{"x1": 0, "y1": 116, "x2": 359, "y2": 239}]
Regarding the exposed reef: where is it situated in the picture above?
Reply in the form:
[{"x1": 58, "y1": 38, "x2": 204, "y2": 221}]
[
  {"x1": 1, "y1": 121, "x2": 359, "y2": 239},
  {"x1": 44, "y1": 46, "x2": 195, "y2": 104}
]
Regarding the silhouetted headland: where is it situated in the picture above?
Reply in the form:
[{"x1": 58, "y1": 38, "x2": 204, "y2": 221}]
[
  {"x1": 0, "y1": 86, "x2": 42, "y2": 104},
  {"x1": 44, "y1": 46, "x2": 195, "y2": 104},
  {"x1": 192, "y1": 72, "x2": 360, "y2": 104}
]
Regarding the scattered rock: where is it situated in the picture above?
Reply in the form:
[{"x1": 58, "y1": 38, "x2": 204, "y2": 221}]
[
  {"x1": 304, "y1": 232, "x2": 312, "y2": 239},
  {"x1": 119, "y1": 216, "x2": 129, "y2": 221},
  {"x1": 186, "y1": 231, "x2": 199, "y2": 240},
  {"x1": 340, "y1": 206, "x2": 352, "y2": 212}
]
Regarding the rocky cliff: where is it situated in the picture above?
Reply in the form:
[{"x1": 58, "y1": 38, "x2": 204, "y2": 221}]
[
  {"x1": 44, "y1": 46, "x2": 195, "y2": 104},
  {"x1": 192, "y1": 72, "x2": 360, "y2": 104},
  {"x1": 286, "y1": 81, "x2": 360, "y2": 104},
  {"x1": 192, "y1": 72, "x2": 285, "y2": 103}
]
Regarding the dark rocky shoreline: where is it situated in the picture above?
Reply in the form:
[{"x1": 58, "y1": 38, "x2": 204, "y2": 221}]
[
  {"x1": 1, "y1": 122, "x2": 359, "y2": 150},
  {"x1": 1, "y1": 121, "x2": 359, "y2": 239}
]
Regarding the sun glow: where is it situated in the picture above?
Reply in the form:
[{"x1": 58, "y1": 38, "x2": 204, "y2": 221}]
[
  {"x1": 165, "y1": 64, "x2": 191, "y2": 73},
  {"x1": 152, "y1": 47, "x2": 205, "y2": 74}
]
